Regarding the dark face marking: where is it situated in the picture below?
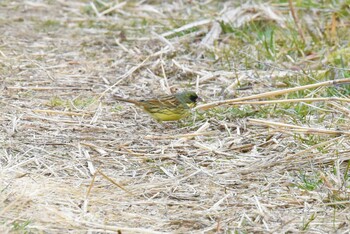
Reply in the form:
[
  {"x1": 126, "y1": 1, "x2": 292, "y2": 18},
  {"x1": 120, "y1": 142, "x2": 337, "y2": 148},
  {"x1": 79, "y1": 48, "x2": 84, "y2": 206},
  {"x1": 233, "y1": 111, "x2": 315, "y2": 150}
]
[{"x1": 189, "y1": 94, "x2": 198, "y2": 103}]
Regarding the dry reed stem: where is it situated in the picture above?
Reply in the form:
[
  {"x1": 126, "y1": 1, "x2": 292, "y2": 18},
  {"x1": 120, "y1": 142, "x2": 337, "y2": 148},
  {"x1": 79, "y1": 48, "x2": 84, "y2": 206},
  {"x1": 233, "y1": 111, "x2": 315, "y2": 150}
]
[
  {"x1": 6, "y1": 86, "x2": 92, "y2": 90},
  {"x1": 196, "y1": 78, "x2": 350, "y2": 110},
  {"x1": 161, "y1": 19, "x2": 212, "y2": 37},
  {"x1": 328, "y1": 101, "x2": 350, "y2": 116},
  {"x1": 97, "y1": 169, "x2": 133, "y2": 195},
  {"x1": 144, "y1": 131, "x2": 216, "y2": 140},
  {"x1": 287, "y1": 137, "x2": 341, "y2": 158},
  {"x1": 32, "y1": 109, "x2": 92, "y2": 116},
  {"x1": 210, "y1": 97, "x2": 350, "y2": 106},
  {"x1": 99, "y1": 2, "x2": 127, "y2": 17},
  {"x1": 248, "y1": 118, "x2": 350, "y2": 135}
]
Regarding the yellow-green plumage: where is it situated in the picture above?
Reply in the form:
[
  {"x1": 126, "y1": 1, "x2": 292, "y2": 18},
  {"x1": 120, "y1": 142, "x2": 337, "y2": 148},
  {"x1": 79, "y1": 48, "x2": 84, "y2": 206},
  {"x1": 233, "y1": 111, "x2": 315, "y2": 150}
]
[{"x1": 114, "y1": 91, "x2": 200, "y2": 122}]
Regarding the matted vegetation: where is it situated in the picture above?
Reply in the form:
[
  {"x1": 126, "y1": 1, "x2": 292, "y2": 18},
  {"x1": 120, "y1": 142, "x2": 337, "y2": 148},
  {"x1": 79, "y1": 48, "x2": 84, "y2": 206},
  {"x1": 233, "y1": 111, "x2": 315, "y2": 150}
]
[{"x1": 1, "y1": 0, "x2": 350, "y2": 233}]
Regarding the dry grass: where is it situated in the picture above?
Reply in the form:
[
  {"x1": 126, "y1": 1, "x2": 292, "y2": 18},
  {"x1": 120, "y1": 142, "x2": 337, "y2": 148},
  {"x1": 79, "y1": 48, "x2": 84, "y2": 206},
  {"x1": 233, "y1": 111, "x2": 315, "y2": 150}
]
[{"x1": 1, "y1": 0, "x2": 350, "y2": 233}]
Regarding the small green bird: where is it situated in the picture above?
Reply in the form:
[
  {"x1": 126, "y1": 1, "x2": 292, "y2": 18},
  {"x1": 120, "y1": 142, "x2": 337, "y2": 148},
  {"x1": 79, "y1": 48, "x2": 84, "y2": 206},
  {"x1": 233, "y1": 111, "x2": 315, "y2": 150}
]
[{"x1": 114, "y1": 91, "x2": 200, "y2": 121}]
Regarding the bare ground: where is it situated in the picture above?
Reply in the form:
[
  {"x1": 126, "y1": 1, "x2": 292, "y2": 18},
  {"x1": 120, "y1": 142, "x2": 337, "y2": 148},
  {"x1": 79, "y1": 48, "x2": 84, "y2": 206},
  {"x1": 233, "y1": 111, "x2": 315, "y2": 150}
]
[{"x1": 1, "y1": 1, "x2": 350, "y2": 233}]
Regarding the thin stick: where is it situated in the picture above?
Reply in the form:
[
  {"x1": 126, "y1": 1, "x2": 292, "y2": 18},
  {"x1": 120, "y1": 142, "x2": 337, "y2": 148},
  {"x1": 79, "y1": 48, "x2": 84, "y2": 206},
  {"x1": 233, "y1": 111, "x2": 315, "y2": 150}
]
[
  {"x1": 196, "y1": 78, "x2": 350, "y2": 110},
  {"x1": 97, "y1": 169, "x2": 133, "y2": 195},
  {"x1": 145, "y1": 131, "x2": 216, "y2": 140},
  {"x1": 216, "y1": 97, "x2": 350, "y2": 106},
  {"x1": 161, "y1": 19, "x2": 211, "y2": 37},
  {"x1": 6, "y1": 86, "x2": 91, "y2": 91},
  {"x1": 86, "y1": 170, "x2": 98, "y2": 198},
  {"x1": 99, "y1": 2, "x2": 126, "y2": 16},
  {"x1": 90, "y1": 2, "x2": 100, "y2": 17},
  {"x1": 32, "y1": 109, "x2": 91, "y2": 116},
  {"x1": 248, "y1": 118, "x2": 350, "y2": 136},
  {"x1": 328, "y1": 101, "x2": 350, "y2": 116},
  {"x1": 286, "y1": 137, "x2": 341, "y2": 158},
  {"x1": 288, "y1": 0, "x2": 305, "y2": 43}
]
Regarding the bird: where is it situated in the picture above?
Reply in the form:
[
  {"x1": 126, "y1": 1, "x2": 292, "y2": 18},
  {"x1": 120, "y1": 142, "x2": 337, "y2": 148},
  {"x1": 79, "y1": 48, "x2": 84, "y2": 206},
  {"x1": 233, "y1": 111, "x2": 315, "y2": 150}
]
[{"x1": 114, "y1": 91, "x2": 201, "y2": 122}]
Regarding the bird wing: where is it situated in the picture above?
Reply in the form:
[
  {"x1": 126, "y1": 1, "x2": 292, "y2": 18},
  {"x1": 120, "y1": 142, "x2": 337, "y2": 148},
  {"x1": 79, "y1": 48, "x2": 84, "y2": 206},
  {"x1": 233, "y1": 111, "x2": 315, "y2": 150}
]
[
  {"x1": 157, "y1": 95, "x2": 182, "y2": 108},
  {"x1": 138, "y1": 95, "x2": 188, "y2": 113}
]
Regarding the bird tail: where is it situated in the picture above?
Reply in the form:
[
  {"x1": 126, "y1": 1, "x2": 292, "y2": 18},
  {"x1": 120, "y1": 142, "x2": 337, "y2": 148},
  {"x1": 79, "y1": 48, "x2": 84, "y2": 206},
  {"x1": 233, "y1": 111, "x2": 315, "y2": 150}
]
[{"x1": 113, "y1": 96, "x2": 140, "y2": 105}]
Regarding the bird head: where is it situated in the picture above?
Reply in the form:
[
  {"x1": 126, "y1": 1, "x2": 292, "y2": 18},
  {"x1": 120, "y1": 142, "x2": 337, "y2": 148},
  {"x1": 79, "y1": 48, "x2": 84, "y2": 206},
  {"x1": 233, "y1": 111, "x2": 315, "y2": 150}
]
[{"x1": 176, "y1": 91, "x2": 201, "y2": 108}]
